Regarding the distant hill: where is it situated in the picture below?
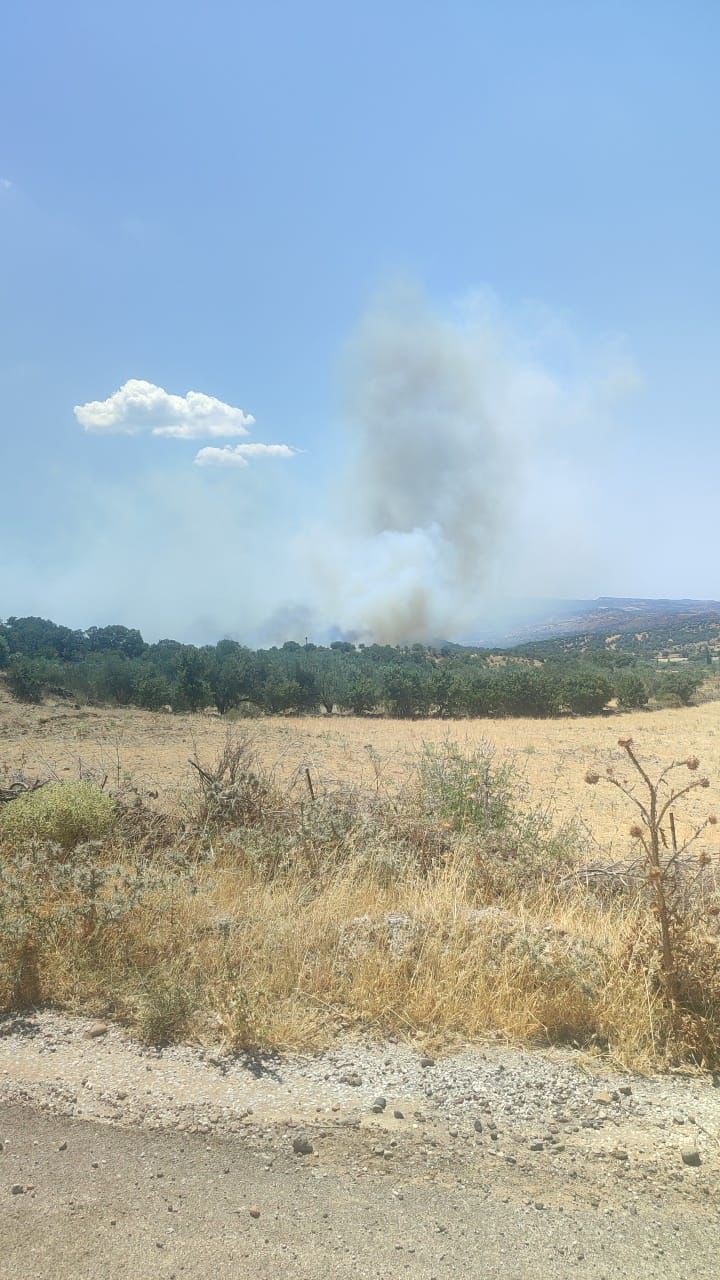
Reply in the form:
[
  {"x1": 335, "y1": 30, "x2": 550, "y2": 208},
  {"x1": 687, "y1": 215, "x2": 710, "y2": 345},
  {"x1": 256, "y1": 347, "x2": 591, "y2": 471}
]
[{"x1": 472, "y1": 598, "x2": 720, "y2": 649}]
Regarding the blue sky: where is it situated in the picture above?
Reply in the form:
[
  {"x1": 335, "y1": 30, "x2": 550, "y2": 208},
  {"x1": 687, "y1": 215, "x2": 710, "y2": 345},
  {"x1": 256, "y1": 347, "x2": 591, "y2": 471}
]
[{"x1": 1, "y1": 1, "x2": 719, "y2": 642}]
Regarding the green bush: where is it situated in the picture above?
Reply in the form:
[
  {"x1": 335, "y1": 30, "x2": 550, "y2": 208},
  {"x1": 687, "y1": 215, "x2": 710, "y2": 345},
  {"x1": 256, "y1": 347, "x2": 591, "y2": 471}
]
[
  {"x1": 6, "y1": 656, "x2": 47, "y2": 704},
  {"x1": 0, "y1": 782, "x2": 116, "y2": 849}
]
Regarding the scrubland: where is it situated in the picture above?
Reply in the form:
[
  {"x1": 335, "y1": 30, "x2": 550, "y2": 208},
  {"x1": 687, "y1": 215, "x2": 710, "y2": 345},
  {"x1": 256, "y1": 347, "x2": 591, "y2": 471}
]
[{"x1": 1, "y1": 690, "x2": 719, "y2": 1070}]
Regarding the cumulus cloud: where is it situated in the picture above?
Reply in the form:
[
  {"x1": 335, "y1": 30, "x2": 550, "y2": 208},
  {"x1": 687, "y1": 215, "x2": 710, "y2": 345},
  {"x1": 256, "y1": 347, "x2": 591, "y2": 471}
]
[
  {"x1": 194, "y1": 443, "x2": 297, "y2": 467},
  {"x1": 74, "y1": 378, "x2": 255, "y2": 438}
]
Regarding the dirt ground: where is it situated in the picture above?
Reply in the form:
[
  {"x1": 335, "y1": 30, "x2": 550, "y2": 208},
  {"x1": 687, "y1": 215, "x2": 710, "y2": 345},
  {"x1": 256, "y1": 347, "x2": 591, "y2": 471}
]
[
  {"x1": 3, "y1": 689, "x2": 720, "y2": 857},
  {"x1": 2, "y1": 1013, "x2": 719, "y2": 1279}
]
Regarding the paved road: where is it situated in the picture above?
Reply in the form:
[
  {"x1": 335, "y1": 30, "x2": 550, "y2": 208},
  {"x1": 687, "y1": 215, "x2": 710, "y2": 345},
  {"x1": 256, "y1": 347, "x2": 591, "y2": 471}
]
[{"x1": 2, "y1": 1101, "x2": 718, "y2": 1280}]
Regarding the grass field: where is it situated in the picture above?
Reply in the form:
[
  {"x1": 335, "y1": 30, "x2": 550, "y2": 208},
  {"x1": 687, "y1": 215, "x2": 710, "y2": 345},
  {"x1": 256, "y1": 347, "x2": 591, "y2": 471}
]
[
  {"x1": 2, "y1": 687, "x2": 720, "y2": 1068},
  {"x1": 3, "y1": 688, "x2": 720, "y2": 858}
]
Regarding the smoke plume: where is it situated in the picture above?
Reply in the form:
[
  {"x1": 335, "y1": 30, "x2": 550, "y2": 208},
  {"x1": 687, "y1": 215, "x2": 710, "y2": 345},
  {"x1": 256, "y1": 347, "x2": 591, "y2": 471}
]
[{"x1": 282, "y1": 286, "x2": 638, "y2": 645}]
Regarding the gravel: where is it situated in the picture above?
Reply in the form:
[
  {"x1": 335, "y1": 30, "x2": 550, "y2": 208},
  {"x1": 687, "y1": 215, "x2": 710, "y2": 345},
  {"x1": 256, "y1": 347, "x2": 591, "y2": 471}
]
[{"x1": 0, "y1": 1010, "x2": 719, "y2": 1278}]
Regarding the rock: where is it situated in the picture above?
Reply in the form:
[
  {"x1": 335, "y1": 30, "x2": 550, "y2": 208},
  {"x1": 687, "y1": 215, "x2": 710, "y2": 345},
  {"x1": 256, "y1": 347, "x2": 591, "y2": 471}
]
[
  {"x1": 340, "y1": 1072, "x2": 363, "y2": 1088},
  {"x1": 593, "y1": 1090, "x2": 617, "y2": 1105},
  {"x1": 248, "y1": 1205, "x2": 261, "y2": 1219},
  {"x1": 473, "y1": 1119, "x2": 483, "y2": 1133},
  {"x1": 292, "y1": 1136, "x2": 314, "y2": 1156},
  {"x1": 83, "y1": 1022, "x2": 109, "y2": 1040},
  {"x1": 529, "y1": 1141, "x2": 544, "y2": 1152},
  {"x1": 371, "y1": 1097, "x2": 387, "y2": 1113},
  {"x1": 681, "y1": 1146, "x2": 701, "y2": 1167},
  {"x1": 611, "y1": 1148, "x2": 629, "y2": 1161},
  {"x1": 11, "y1": 1184, "x2": 24, "y2": 1195},
  {"x1": 618, "y1": 1085, "x2": 632, "y2": 1096},
  {"x1": 420, "y1": 1056, "x2": 435, "y2": 1068},
  {"x1": 58, "y1": 1141, "x2": 67, "y2": 1152},
  {"x1": 393, "y1": 1109, "x2": 404, "y2": 1120}
]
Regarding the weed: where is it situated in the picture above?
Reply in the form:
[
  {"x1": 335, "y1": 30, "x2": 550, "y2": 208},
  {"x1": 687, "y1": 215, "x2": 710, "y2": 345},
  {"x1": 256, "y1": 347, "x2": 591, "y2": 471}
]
[
  {"x1": 0, "y1": 781, "x2": 115, "y2": 849},
  {"x1": 586, "y1": 739, "x2": 720, "y2": 1064}
]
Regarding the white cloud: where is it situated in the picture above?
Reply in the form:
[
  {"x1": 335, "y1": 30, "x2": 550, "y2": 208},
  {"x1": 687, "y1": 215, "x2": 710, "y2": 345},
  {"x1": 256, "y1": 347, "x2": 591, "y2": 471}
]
[
  {"x1": 74, "y1": 379, "x2": 254, "y2": 438},
  {"x1": 0, "y1": 178, "x2": 12, "y2": 192},
  {"x1": 194, "y1": 443, "x2": 297, "y2": 467}
]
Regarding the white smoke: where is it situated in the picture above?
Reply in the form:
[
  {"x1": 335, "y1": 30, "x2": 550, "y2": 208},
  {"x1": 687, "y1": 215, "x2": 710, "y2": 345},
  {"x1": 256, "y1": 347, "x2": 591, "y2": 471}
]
[
  {"x1": 281, "y1": 286, "x2": 637, "y2": 644},
  {"x1": 5, "y1": 286, "x2": 639, "y2": 646}
]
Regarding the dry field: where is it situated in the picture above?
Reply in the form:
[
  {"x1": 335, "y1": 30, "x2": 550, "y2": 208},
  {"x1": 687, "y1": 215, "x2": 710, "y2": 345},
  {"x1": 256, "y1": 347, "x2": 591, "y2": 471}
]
[
  {"x1": 3, "y1": 687, "x2": 720, "y2": 858},
  {"x1": 3, "y1": 686, "x2": 720, "y2": 1069}
]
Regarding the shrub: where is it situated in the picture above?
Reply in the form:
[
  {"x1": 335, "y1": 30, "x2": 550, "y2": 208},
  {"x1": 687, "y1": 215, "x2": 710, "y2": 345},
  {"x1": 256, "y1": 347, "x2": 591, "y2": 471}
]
[
  {"x1": 0, "y1": 781, "x2": 116, "y2": 849},
  {"x1": 5, "y1": 656, "x2": 47, "y2": 703},
  {"x1": 615, "y1": 672, "x2": 649, "y2": 710}
]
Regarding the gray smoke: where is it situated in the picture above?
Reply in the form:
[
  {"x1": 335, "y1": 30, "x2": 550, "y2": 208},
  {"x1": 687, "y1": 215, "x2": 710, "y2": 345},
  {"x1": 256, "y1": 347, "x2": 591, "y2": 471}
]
[
  {"x1": 302, "y1": 288, "x2": 510, "y2": 642},
  {"x1": 291, "y1": 286, "x2": 638, "y2": 645}
]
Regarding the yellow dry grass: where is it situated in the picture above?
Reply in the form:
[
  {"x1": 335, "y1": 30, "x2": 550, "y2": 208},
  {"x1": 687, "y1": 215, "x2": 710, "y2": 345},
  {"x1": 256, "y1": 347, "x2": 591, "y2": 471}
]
[
  {"x1": 3, "y1": 688, "x2": 720, "y2": 858},
  {"x1": 2, "y1": 688, "x2": 720, "y2": 1068}
]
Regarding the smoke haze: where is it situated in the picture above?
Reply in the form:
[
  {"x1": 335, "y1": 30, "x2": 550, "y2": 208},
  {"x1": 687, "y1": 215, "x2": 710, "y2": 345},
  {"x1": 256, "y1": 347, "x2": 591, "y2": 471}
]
[
  {"x1": 286, "y1": 286, "x2": 635, "y2": 645},
  {"x1": 1, "y1": 287, "x2": 642, "y2": 646}
]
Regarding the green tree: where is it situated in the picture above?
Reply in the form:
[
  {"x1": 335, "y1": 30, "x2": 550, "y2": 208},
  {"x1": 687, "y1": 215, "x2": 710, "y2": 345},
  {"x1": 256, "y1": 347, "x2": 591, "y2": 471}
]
[
  {"x1": 615, "y1": 671, "x2": 649, "y2": 710},
  {"x1": 6, "y1": 656, "x2": 47, "y2": 703},
  {"x1": 655, "y1": 668, "x2": 705, "y2": 707},
  {"x1": 561, "y1": 671, "x2": 612, "y2": 715},
  {"x1": 174, "y1": 652, "x2": 212, "y2": 712},
  {"x1": 136, "y1": 673, "x2": 174, "y2": 710},
  {"x1": 338, "y1": 673, "x2": 376, "y2": 715},
  {"x1": 381, "y1": 668, "x2": 431, "y2": 718}
]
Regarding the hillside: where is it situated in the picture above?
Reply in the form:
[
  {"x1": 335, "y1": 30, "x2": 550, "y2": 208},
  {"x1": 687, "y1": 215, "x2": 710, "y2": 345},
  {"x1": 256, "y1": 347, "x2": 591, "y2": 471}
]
[{"x1": 477, "y1": 597, "x2": 720, "y2": 648}]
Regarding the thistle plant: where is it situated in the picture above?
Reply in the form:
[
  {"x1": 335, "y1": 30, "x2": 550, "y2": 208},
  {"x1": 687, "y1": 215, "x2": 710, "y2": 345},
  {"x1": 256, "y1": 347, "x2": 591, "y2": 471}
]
[{"x1": 586, "y1": 738, "x2": 718, "y2": 1051}]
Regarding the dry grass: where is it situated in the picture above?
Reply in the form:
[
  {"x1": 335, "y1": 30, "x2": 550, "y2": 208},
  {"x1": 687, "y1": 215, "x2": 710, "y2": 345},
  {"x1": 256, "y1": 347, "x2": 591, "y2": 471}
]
[
  {"x1": 4, "y1": 687, "x2": 720, "y2": 857},
  {"x1": 2, "y1": 718, "x2": 719, "y2": 1071}
]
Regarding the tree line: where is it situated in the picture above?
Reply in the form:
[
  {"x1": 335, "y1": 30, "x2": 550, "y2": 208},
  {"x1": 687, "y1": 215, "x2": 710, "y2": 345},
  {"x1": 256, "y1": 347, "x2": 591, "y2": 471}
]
[{"x1": 0, "y1": 615, "x2": 708, "y2": 718}]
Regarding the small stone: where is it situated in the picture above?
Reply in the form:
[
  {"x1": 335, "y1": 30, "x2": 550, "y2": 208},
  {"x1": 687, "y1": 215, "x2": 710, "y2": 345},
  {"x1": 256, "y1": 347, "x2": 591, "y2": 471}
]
[
  {"x1": 618, "y1": 1085, "x2": 632, "y2": 1096},
  {"x1": 340, "y1": 1072, "x2": 362, "y2": 1088},
  {"x1": 292, "y1": 1136, "x2": 314, "y2": 1156},
  {"x1": 420, "y1": 1056, "x2": 435, "y2": 1068},
  {"x1": 611, "y1": 1149, "x2": 629, "y2": 1161},
  {"x1": 681, "y1": 1146, "x2": 701, "y2": 1167},
  {"x1": 83, "y1": 1022, "x2": 109, "y2": 1040},
  {"x1": 58, "y1": 1141, "x2": 67, "y2": 1152},
  {"x1": 473, "y1": 1119, "x2": 483, "y2": 1133},
  {"x1": 393, "y1": 1109, "x2": 404, "y2": 1120},
  {"x1": 593, "y1": 1090, "x2": 617, "y2": 1105},
  {"x1": 248, "y1": 1205, "x2": 261, "y2": 1219},
  {"x1": 11, "y1": 1184, "x2": 24, "y2": 1195},
  {"x1": 529, "y1": 1141, "x2": 544, "y2": 1152},
  {"x1": 371, "y1": 1097, "x2": 387, "y2": 1113}
]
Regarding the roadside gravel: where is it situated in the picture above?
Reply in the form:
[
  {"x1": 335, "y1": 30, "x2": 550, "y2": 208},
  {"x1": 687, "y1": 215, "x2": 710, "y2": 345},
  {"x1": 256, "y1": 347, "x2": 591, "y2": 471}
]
[{"x1": 1, "y1": 1014, "x2": 719, "y2": 1278}]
